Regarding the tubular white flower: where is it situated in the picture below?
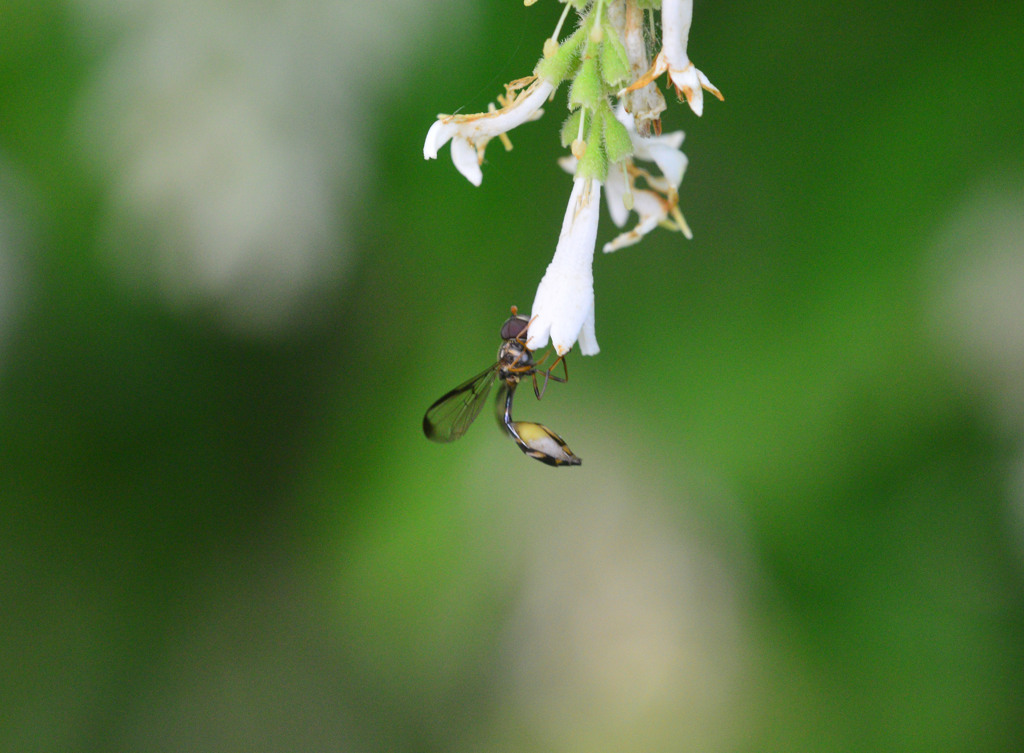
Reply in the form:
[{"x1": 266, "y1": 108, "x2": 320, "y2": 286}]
[
  {"x1": 423, "y1": 78, "x2": 555, "y2": 186},
  {"x1": 621, "y1": 0, "x2": 722, "y2": 117},
  {"x1": 529, "y1": 177, "x2": 602, "y2": 357}
]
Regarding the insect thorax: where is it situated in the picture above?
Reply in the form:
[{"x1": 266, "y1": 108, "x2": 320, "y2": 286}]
[{"x1": 497, "y1": 339, "x2": 534, "y2": 380}]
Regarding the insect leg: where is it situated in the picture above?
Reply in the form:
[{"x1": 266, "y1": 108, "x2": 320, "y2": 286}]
[{"x1": 533, "y1": 350, "x2": 569, "y2": 399}]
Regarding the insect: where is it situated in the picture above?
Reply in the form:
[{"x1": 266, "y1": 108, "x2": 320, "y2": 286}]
[{"x1": 423, "y1": 306, "x2": 582, "y2": 466}]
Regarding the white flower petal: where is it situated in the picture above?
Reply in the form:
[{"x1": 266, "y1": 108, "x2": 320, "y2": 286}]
[
  {"x1": 450, "y1": 136, "x2": 483, "y2": 186},
  {"x1": 603, "y1": 164, "x2": 631, "y2": 228},
  {"x1": 632, "y1": 128, "x2": 684, "y2": 156},
  {"x1": 576, "y1": 304, "x2": 599, "y2": 356},
  {"x1": 423, "y1": 118, "x2": 452, "y2": 160},
  {"x1": 602, "y1": 189, "x2": 669, "y2": 253},
  {"x1": 645, "y1": 140, "x2": 688, "y2": 188},
  {"x1": 666, "y1": 65, "x2": 706, "y2": 116}
]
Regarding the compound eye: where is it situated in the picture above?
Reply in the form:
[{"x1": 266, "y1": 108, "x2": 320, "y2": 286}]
[{"x1": 500, "y1": 315, "x2": 530, "y2": 341}]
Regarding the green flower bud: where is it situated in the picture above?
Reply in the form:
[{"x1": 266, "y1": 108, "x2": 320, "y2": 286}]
[
  {"x1": 598, "y1": 20, "x2": 631, "y2": 86},
  {"x1": 577, "y1": 109, "x2": 608, "y2": 181},
  {"x1": 568, "y1": 54, "x2": 603, "y2": 110},
  {"x1": 601, "y1": 105, "x2": 633, "y2": 163}
]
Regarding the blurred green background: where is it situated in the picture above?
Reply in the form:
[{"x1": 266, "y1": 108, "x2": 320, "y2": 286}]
[{"x1": 3, "y1": 1, "x2": 1023, "y2": 751}]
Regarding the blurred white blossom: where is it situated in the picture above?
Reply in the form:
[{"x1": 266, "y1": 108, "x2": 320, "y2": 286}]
[
  {"x1": 73, "y1": 0, "x2": 469, "y2": 337},
  {"x1": 498, "y1": 482, "x2": 755, "y2": 753}
]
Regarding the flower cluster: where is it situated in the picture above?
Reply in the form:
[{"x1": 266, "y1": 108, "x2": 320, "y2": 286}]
[{"x1": 424, "y1": 0, "x2": 721, "y2": 356}]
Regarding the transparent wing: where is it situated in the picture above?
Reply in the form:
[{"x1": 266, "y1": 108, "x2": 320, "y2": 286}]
[{"x1": 423, "y1": 365, "x2": 498, "y2": 443}]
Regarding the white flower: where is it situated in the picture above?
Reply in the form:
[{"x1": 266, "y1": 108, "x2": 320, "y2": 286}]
[
  {"x1": 603, "y1": 178, "x2": 690, "y2": 253},
  {"x1": 529, "y1": 177, "x2": 602, "y2": 356},
  {"x1": 423, "y1": 77, "x2": 554, "y2": 186},
  {"x1": 603, "y1": 106, "x2": 691, "y2": 251},
  {"x1": 621, "y1": 0, "x2": 722, "y2": 117}
]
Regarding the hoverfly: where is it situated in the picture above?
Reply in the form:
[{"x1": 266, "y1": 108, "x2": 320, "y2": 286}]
[{"x1": 423, "y1": 306, "x2": 581, "y2": 466}]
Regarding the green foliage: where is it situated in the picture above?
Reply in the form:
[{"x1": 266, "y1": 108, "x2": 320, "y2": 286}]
[{"x1": 3, "y1": 2, "x2": 1024, "y2": 753}]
